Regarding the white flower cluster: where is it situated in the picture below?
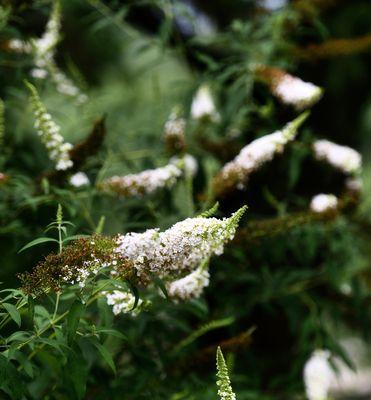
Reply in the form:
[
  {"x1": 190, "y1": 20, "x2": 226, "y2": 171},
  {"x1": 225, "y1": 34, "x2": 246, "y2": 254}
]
[
  {"x1": 69, "y1": 172, "x2": 90, "y2": 187},
  {"x1": 10, "y1": 2, "x2": 87, "y2": 103},
  {"x1": 272, "y1": 74, "x2": 323, "y2": 110},
  {"x1": 105, "y1": 290, "x2": 143, "y2": 316},
  {"x1": 61, "y1": 261, "x2": 99, "y2": 288},
  {"x1": 303, "y1": 349, "x2": 334, "y2": 400},
  {"x1": 219, "y1": 114, "x2": 307, "y2": 189},
  {"x1": 101, "y1": 163, "x2": 182, "y2": 197},
  {"x1": 48, "y1": 62, "x2": 88, "y2": 104},
  {"x1": 7, "y1": 38, "x2": 32, "y2": 53},
  {"x1": 31, "y1": 0, "x2": 61, "y2": 70},
  {"x1": 28, "y1": 83, "x2": 73, "y2": 170},
  {"x1": 115, "y1": 207, "x2": 246, "y2": 280},
  {"x1": 170, "y1": 154, "x2": 198, "y2": 177},
  {"x1": 167, "y1": 266, "x2": 210, "y2": 302},
  {"x1": 191, "y1": 85, "x2": 220, "y2": 122},
  {"x1": 164, "y1": 108, "x2": 186, "y2": 147},
  {"x1": 313, "y1": 139, "x2": 362, "y2": 175},
  {"x1": 310, "y1": 194, "x2": 338, "y2": 213}
]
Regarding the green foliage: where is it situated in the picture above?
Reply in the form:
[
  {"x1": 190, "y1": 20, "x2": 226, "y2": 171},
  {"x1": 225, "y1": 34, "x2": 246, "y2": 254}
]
[{"x1": 0, "y1": 0, "x2": 370, "y2": 399}]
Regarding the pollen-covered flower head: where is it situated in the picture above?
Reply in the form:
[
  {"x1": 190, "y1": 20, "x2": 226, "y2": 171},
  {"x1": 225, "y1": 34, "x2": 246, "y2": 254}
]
[
  {"x1": 313, "y1": 139, "x2": 362, "y2": 175},
  {"x1": 115, "y1": 206, "x2": 247, "y2": 279},
  {"x1": 303, "y1": 349, "x2": 334, "y2": 400}
]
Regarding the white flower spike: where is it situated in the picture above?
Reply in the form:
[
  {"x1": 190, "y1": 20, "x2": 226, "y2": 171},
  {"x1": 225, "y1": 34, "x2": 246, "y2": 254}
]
[
  {"x1": 100, "y1": 163, "x2": 182, "y2": 198},
  {"x1": 115, "y1": 206, "x2": 247, "y2": 279},
  {"x1": 313, "y1": 139, "x2": 362, "y2": 175},
  {"x1": 303, "y1": 349, "x2": 334, "y2": 400},
  {"x1": 27, "y1": 82, "x2": 73, "y2": 171},
  {"x1": 215, "y1": 113, "x2": 308, "y2": 193}
]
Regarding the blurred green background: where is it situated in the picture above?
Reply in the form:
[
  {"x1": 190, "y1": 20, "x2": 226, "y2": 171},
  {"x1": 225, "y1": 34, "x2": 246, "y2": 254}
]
[{"x1": 1, "y1": 0, "x2": 371, "y2": 398}]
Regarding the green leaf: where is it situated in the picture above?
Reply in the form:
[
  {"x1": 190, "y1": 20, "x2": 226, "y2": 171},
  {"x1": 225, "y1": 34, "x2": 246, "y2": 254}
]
[
  {"x1": 2, "y1": 303, "x2": 21, "y2": 327},
  {"x1": 126, "y1": 282, "x2": 140, "y2": 311},
  {"x1": 0, "y1": 354, "x2": 26, "y2": 399},
  {"x1": 64, "y1": 347, "x2": 88, "y2": 400},
  {"x1": 93, "y1": 341, "x2": 116, "y2": 374},
  {"x1": 95, "y1": 329, "x2": 127, "y2": 340},
  {"x1": 173, "y1": 317, "x2": 235, "y2": 353},
  {"x1": 6, "y1": 331, "x2": 30, "y2": 343},
  {"x1": 66, "y1": 300, "x2": 84, "y2": 344},
  {"x1": 18, "y1": 237, "x2": 58, "y2": 253},
  {"x1": 149, "y1": 273, "x2": 168, "y2": 299}
]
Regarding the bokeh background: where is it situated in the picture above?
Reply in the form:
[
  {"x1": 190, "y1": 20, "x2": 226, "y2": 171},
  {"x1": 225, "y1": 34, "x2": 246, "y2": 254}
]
[{"x1": 1, "y1": 0, "x2": 371, "y2": 398}]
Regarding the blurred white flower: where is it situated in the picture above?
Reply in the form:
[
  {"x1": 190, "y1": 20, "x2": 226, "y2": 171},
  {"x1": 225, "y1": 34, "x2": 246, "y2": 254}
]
[
  {"x1": 191, "y1": 85, "x2": 220, "y2": 122},
  {"x1": 259, "y1": 0, "x2": 288, "y2": 11},
  {"x1": 329, "y1": 337, "x2": 371, "y2": 398},
  {"x1": 8, "y1": 38, "x2": 31, "y2": 53},
  {"x1": 28, "y1": 83, "x2": 73, "y2": 171},
  {"x1": 313, "y1": 140, "x2": 362, "y2": 175},
  {"x1": 217, "y1": 114, "x2": 307, "y2": 190},
  {"x1": 345, "y1": 177, "x2": 363, "y2": 193},
  {"x1": 30, "y1": 68, "x2": 48, "y2": 79},
  {"x1": 273, "y1": 74, "x2": 323, "y2": 110},
  {"x1": 101, "y1": 163, "x2": 182, "y2": 197},
  {"x1": 310, "y1": 194, "x2": 338, "y2": 213},
  {"x1": 164, "y1": 109, "x2": 186, "y2": 141},
  {"x1": 170, "y1": 154, "x2": 198, "y2": 177},
  {"x1": 303, "y1": 349, "x2": 334, "y2": 400},
  {"x1": 70, "y1": 172, "x2": 90, "y2": 187}
]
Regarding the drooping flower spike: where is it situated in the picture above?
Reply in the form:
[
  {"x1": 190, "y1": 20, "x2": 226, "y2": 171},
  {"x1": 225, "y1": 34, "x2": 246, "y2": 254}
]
[{"x1": 167, "y1": 260, "x2": 210, "y2": 302}]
